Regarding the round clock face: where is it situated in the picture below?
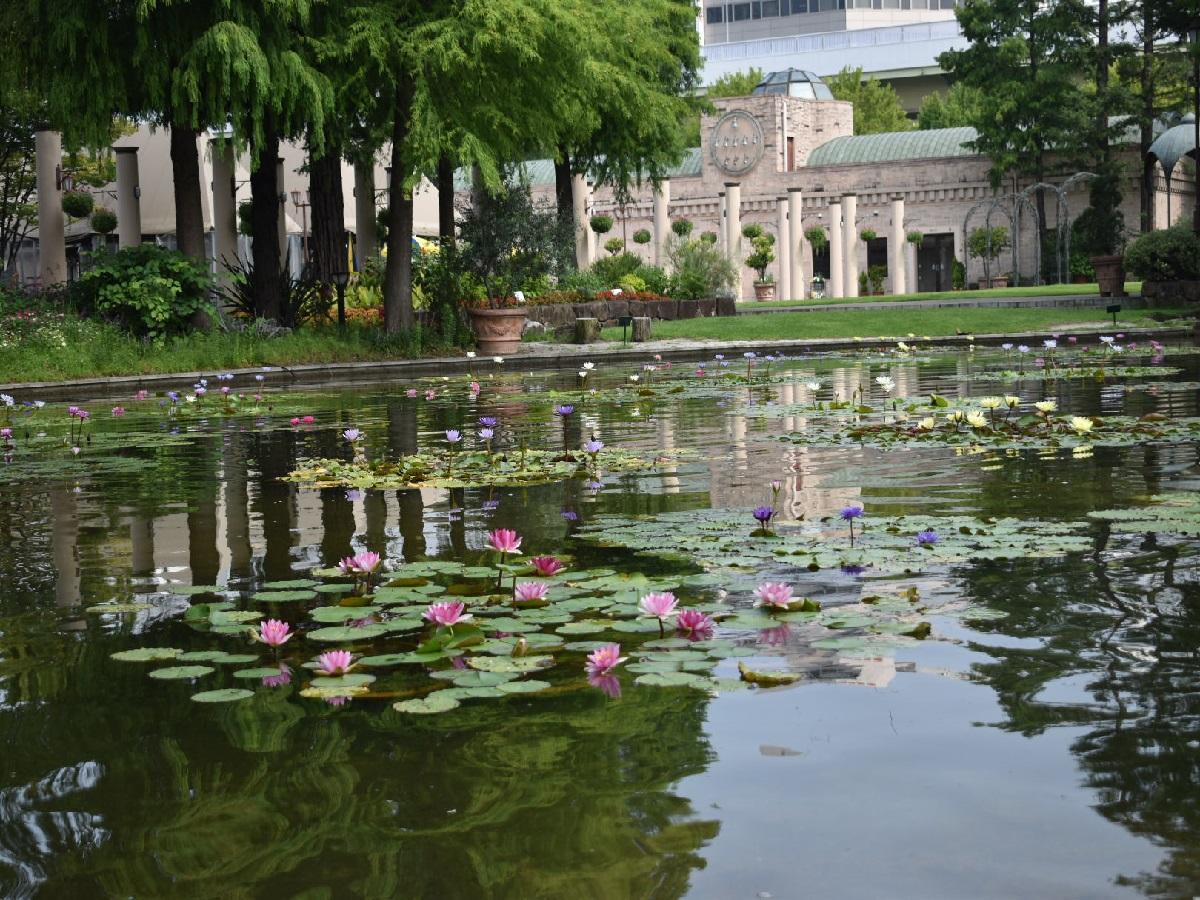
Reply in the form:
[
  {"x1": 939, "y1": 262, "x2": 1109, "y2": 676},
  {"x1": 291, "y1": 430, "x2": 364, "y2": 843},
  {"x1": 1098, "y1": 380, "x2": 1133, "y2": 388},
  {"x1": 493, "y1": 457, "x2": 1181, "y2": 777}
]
[{"x1": 711, "y1": 110, "x2": 765, "y2": 176}]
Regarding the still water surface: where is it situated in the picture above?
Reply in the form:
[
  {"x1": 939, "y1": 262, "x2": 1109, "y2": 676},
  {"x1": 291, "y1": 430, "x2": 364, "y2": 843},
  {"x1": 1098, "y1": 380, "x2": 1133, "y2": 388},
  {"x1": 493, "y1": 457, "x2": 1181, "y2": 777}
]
[{"x1": 2, "y1": 350, "x2": 1199, "y2": 898}]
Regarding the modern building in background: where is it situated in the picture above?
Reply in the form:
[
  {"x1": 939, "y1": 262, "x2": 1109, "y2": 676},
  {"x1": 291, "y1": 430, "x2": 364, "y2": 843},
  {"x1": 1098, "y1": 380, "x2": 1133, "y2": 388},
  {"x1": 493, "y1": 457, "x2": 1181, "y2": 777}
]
[{"x1": 699, "y1": 0, "x2": 968, "y2": 112}]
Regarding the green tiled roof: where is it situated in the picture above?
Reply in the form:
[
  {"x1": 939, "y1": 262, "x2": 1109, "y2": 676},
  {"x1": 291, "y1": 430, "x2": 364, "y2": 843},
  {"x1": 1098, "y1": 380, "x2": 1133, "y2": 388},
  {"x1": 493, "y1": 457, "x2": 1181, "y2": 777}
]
[
  {"x1": 806, "y1": 127, "x2": 978, "y2": 167},
  {"x1": 453, "y1": 148, "x2": 703, "y2": 191}
]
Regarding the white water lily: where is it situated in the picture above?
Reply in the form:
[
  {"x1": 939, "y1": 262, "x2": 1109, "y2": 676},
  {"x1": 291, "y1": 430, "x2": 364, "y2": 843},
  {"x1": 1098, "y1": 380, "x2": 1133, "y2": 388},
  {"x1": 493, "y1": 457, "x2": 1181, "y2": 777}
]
[
  {"x1": 979, "y1": 396, "x2": 1003, "y2": 410},
  {"x1": 918, "y1": 417, "x2": 936, "y2": 430},
  {"x1": 629, "y1": 375, "x2": 640, "y2": 382},
  {"x1": 806, "y1": 381, "x2": 821, "y2": 392},
  {"x1": 966, "y1": 411, "x2": 988, "y2": 429},
  {"x1": 1099, "y1": 335, "x2": 1114, "y2": 345},
  {"x1": 493, "y1": 356, "x2": 504, "y2": 364},
  {"x1": 875, "y1": 375, "x2": 895, "y2": 391},
  {"x1": 583, "y1": 362, "x2": 595, "y2": 370},
  {"x1": 1070, "y1": 416, "x2": 1094, "y2": 434},
  {"x1": 466, "y1": 351, "x2": 476, "y2": 358},
  {"x1": 1035, "y1": 400, "x2": 1057, "y2": 413},
  {"x1": 948, "y1": 410, "x2": 966, "y2": 424},
  {"x1": 1004, "y1": 395, "x2": 1021, "y2": 408},
  {"x1": 896, "y1": 341, "x2": 909, "y2": 352}
]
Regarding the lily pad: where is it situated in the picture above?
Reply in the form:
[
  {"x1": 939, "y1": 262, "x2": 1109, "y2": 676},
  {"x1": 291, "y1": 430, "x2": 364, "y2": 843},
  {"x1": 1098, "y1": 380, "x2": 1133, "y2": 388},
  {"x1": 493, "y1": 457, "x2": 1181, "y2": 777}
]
[
  {"x1": 496, "y1": 679, "x2": 551, "y2": 694},
  {"x1": 191, "y1": 688, "x2": 255, "y2": 703},
  {"x1": 234, "y1": 666, "x2": 291, "y2": 679},
  {"x1": 393, "y1": 693, "x2": 462, "y2": 714},
  {"x1": 307, "y1": 624, "x2": 390, "y2": 641},
  {"x1": 111, "y1": 647, "x2": 184, "y2": 663},
  {"x1": 467, "y1": 655, "x2": 555, "y2": 674},
  {"x1": 252, "y1": 590, "x2": 318, "y2": 603},
  {"x1": 148, "y1": 665, "x2": 214, "y2": 680}
]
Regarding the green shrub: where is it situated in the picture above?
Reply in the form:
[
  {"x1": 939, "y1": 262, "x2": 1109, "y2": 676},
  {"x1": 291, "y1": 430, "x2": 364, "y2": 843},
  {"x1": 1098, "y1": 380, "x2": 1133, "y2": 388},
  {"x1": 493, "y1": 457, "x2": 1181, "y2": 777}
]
[
  {"x1": 238, "y1": 201, "x2": 254, "y2": 237},
  {"x1": 75, "y1": 245, "x2": 213, "y2": 341},
  {"x1": 590, "y1": 214, "x2": 614, "y2": 234},
  {"x1": 588, "y1": 252, "x2": 641, "y2": 288},
  {"x1": 558, "y1": 268, "x2": 605, "y2": 298},
  {"x1": 745, "y1": 233, "x2": 776, "y2": 282},
  {"x1": 1124, "y1": 225, "x2": 1200, "y2": 282},
  {"x1": 699, "y1": 231, "x2": 718, "y2": 245},
  {"x1": 634, "y1": 264, "x2": 670, "y2": 295},
  {"x1": 804, "y1": 226, "x2": 827, "y2": 251},
  {"x1": 617, "y1": 273, "x2": 647, "y2": 293},
  {"x1": 741, "y1": 223, "x2": 764, "y2": 240},
  {"x1": 632, "y1": 228, "x2": 652, "y2": 244},
  {"x1": 952, "y1": 258, "x2": 966, "y2": 291},
  {"x1": 859, "y1": 229, "x2": 877, "y2": 243},
  {"x1": 667, "y1": 238, "x2": 736, "y2": 300},
  {"x1": 603, "y1": 237, "x2": 625, "y2": 256},
  {"x1": 671, "y1": 218, "x2": 693, "y2": 238},
  {"x1": 906, "y1": 230, "x2": 923, "y2": 246}
]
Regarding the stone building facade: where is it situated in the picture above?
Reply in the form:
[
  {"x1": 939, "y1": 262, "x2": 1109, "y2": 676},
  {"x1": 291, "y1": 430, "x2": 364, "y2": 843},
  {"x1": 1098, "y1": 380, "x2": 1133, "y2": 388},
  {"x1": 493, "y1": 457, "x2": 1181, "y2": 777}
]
[{"x1": 546, "y1": 87, "x2": 1194, "y2": 300}]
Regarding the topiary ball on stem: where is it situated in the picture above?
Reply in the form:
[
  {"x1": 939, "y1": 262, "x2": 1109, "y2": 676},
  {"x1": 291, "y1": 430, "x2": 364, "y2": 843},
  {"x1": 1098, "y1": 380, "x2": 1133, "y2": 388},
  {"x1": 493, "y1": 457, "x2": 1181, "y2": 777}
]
[{"x1": 62, "y1": 190, "x2": 95, "y2": 219}]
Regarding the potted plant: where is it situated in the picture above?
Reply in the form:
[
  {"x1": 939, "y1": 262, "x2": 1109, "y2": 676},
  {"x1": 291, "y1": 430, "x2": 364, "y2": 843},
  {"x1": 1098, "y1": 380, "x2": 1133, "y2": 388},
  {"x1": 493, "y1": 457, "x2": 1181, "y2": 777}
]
[
  {"x1": 604, "y1": 237, "x2": 625, "y2": 256},
  {"x1": 804, "y1": 226, "x2": 828, "y2": 253},
  {"x1": 62, "y1": 190, "x2": 94, "y2": 219},
  {"x1": 906, "y1": 230, "x2": 924, "y2": 248},
  {"x1": 457, "y1": 178, "x2": 572, "y2": 355},
  {"x1": 867, "y1": 264, "x2": 887, "y2": 295},
  {"x1": 91, "y1": 207, "x2": 118, "y2": 235},
  {"x1": 742, "y1": 224, "x2": 776, "y2": 300},
  {"x1": 858, "y1": 271, "x2": 869, "y2": 296},
  {"x1": 859, "y1": 228, "x2": 877, "y2": 244},
  {"x1": 967, "y1": 225, "x2": 1010, "y2": 288},
  {"x1": 1078, "y1": 176, "x2": 1127, "y2": 297},
  {"x1": 633, "y1": 228, "x2": 652, "y2": 246}
]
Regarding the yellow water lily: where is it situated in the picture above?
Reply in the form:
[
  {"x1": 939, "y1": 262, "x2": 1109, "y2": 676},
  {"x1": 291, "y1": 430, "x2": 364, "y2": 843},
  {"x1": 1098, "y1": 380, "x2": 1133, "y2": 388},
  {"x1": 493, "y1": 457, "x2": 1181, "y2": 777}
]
[
  {"x1": 1035, "y1": 400, "x2": 1057, "y2": 413},
  {"x1": 918, "y1": 416, "x2": 936, "y2": 430},
  {"x1": 979, "y1": 397, "x2": 1003, "y2": 410},
  {"x1": 966, "y1": 411, "x2": 988, "y2": 428},
  {"x1": 1070, "y1": 416, "x2": 1094, "y2": 434},
  {"x1": 1004, "y1": 395, "x2": 1021, "y2": 408},
  {"x1": 948, "y1": 410, "x2": 966, "y2": 424}
]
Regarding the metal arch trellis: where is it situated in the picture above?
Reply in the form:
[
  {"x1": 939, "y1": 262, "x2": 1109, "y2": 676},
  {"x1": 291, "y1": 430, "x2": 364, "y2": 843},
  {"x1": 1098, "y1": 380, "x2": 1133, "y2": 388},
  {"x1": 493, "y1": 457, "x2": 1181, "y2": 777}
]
[
  {"x1": 962, "y1": 195, "x2": 1016, "y2": 287},
  {"x1": 1016, "y1": 173, "x2": 1097, "y2": 285}
]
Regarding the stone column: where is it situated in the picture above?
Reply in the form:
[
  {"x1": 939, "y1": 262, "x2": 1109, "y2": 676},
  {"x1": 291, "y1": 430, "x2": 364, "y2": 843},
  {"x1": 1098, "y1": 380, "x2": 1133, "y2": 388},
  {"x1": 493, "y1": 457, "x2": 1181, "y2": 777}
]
[
  {"x1": 276, "y1": 156, "x2": 288, "y2": 267},
  {"x1": 718, "y1": 192, "x2": 726, "y2": 254},
  {"x1": 776, "y1": 196, "x2": 790, "y2": 301},
  {"x1": 210, "y1": 142, "x2": 237, "y2": 273},
  {"x1": 828, "y1": 200, "x2": 844, "y2": 298},
  {"x1": 908, "y1": 241, "x2": 920, "y2": 293},
  {"x1": 888, "y1": 195, "x2": 906, "y2": 295},
  {"x1": 725, "y1": 182, "x2": 741, "y2": 265},
  {"x1": 114, "y1": 147, "x2": 142, "y2": 249},
  {"x1": 842, "y1": 193, "x2": 858, "y2": 297},
  {"x1": 573, "y1": 172, "x2": 589, "y2": 269},
  {"x1": 653, "y1": 179, "x2": 670, "y2": 269},
  {"x1": 788, "y1": 188, "x2": 804, "y2": 300},
  {"x1": 354, "y1": 162, "x2": 377, "y2": 263},
  {"x1": 35, "y1": 129, "x2": 67, "y2": 286}
]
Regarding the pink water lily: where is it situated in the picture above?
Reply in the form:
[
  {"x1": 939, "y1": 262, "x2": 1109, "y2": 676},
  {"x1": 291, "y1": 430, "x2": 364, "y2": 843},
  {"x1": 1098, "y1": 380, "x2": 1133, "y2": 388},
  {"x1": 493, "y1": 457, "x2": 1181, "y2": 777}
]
[
  {"x1": 262, "y1": 664, "x2": 292, "y2": 688},
  {"x1": 754, "y1": 582, "x2": 794, "y2": 609},
  {"x1": 488, "y1": 529, "x2": 522, "y2": 555},
  {"x1": 676, "y1": 608, "x2": 714, "y2": 637},
  {"x1": 639, "y1": 591, "x2": 679, "y2": 621},
  {"x1": 588, "y1": 672, "x2": 622, "y2": 698},
  {"x1": 585, "y1": 643, "x2": 627, "y2": 676},
  {"x1": 339, "y1": 550, "x2": 382, "y2": 576},
  {"x1": 316, "y1": 650, "x2": 355, "y2": 676},
  {"x1": 423, "y1": 600, "x2": 473, "y2": 628},
  {"x1": 529, "y1": 556, "x2": 564, "y2": 577},
  {"x1": 257, "y1": 619, "x2": 293, "y2": 647},
  {"x1": 514, "y1": 582, "x2": 550, "y2": 603}
]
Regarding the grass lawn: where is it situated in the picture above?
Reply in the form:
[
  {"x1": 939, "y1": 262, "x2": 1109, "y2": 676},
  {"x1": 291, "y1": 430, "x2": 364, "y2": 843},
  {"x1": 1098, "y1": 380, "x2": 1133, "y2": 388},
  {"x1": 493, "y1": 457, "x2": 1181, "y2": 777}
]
[
  {"x1": 0, "y1": 322, "x2": 446, "y2": 385},
  {"x1": 737, "y1": 281, "x2": 1143, "y2": 309},
  {"x1": 599, "y1": 306, "x2": 1189, "y2": 344}
]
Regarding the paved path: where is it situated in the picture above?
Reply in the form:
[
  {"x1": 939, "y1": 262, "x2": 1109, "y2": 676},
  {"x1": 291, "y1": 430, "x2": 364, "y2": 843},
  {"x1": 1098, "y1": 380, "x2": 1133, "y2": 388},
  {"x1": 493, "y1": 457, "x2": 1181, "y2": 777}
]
[
  {"x1": 4, "y1": 323, "x2": 1190, "y2": 402},
  {"x1": 737, "y1": 293, "x2": 1134, "y2": 315}
]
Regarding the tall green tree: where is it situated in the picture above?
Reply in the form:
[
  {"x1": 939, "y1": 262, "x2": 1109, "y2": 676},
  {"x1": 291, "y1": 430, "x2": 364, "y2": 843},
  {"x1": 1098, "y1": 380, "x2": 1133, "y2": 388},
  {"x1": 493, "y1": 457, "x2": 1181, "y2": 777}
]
[
  {"x1": 939, "y1": 0, "x2": 1093, "y2": 247},
  {"x1": 917, "y1": 83, "x2": 985, "y2": 130},
  {"x1": 825, "y1": 68, "x2": 913, "y2": 135},
  {"x1": 706, "y1": 68, "x2": 764, "y2": 99}
]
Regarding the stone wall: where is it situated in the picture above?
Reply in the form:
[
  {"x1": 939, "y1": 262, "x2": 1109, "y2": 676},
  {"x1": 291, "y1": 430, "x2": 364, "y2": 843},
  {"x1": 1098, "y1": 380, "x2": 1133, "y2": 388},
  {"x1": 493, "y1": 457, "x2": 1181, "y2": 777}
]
[{"x1": 1143, "y1": 281, "x2": 1200, "y2": 305}]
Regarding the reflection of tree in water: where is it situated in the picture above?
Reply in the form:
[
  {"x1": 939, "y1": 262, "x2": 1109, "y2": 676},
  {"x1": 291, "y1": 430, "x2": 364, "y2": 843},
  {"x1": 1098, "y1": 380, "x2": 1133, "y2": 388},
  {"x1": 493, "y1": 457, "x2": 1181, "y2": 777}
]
[
  {"x1": 961, "y1": 526, "x2": 1200, "y2": 896},
  {"x1": 54, "y1": 682, "x2": 716, "y2": 898}
]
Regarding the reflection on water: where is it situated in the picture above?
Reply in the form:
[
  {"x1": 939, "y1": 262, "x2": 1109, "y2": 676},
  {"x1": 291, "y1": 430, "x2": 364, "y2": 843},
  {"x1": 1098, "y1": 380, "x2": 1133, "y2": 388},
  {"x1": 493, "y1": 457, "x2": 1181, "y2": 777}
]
[{"x1": 2, "y1": 350, "x2": 1200, "y2": 896}]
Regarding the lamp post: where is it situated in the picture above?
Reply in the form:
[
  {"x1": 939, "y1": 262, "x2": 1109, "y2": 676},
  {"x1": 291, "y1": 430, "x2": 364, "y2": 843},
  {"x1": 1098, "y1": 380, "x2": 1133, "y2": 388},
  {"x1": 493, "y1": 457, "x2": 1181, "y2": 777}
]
[{"x1": 332, "y1": 270, "x2": 350, "y2": 328}]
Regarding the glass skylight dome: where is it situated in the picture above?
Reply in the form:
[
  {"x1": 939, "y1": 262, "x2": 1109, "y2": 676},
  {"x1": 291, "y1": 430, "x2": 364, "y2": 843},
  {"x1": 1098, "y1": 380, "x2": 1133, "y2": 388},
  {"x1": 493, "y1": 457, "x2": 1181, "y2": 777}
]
[{"x1": 751, "y1": 69, "x2": 835, "y2": 101}]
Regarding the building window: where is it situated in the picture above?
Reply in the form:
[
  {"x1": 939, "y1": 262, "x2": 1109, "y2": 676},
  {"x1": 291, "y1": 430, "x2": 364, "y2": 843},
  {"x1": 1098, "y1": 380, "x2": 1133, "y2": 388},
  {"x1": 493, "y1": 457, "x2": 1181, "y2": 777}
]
[
  {"x1": 732, "y1": 2, "x2": 751, "y2": 19},
  {"x1": 789, "y1": 0, "x2": 808, "y2": 11},
  {"x1": 751, "y1": 1, "x2": 762, "y2": 18},
  {"x1": 762, "y1": 0, "x2": 780, "y2": 14},
  {"x1": 706, "y1": 5, "x2": 724, "y2": 22}
]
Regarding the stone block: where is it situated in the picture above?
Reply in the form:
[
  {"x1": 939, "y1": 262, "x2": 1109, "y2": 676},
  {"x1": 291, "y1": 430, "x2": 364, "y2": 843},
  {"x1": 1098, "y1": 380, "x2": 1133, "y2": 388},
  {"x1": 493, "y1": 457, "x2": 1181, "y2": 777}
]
[
  {"x1": 632, "y1": 317, "x2": 652, "y2": 342},
  {"x1": 574, "y1": 318, "x2": 601, "y2": 344},
  {"x1": 716, "y1": 296, "x2": 738, "y2": 317},
  {"x1": 695, "y1": 298, "x2": 717, "y2": 317},
  {"x1": 677, "y1": 299, "x2": 700, "y2": 319}
]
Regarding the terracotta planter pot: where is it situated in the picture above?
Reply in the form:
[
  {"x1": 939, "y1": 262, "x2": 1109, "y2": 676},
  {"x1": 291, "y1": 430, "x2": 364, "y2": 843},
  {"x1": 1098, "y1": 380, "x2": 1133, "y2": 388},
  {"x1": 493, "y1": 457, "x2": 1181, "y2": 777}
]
[
  {"x1": 1091, "y1": 255, "x2": 1126, "y2": 298},
  {"x1": 753, "y1": 281, "x2": 776, "y2": 301},
  {"x1": 468, "y1": 308, "x2": 527, "y2": 355}
]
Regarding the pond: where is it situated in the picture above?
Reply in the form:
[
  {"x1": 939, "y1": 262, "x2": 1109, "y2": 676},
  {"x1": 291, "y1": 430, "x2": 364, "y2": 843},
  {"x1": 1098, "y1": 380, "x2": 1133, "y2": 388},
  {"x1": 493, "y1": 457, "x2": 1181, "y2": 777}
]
[{"x1": 2, "y1": 342, "x2": 1200, "y2": 898}]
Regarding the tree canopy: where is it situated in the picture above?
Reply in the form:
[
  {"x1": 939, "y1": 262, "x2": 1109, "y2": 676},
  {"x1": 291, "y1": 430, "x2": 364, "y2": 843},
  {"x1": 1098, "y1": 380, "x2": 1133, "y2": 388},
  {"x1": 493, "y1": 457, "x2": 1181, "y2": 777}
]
[{"x1": 825, "y1": 68, "x2": 913, "y2": 135}]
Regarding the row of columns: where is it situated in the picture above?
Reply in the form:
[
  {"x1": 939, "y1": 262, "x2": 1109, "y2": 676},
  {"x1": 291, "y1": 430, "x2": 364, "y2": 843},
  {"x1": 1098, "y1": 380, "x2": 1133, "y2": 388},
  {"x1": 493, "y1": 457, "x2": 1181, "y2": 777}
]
[{"x1": 717, "y1": 182, "x2": 908, "y2": 300}]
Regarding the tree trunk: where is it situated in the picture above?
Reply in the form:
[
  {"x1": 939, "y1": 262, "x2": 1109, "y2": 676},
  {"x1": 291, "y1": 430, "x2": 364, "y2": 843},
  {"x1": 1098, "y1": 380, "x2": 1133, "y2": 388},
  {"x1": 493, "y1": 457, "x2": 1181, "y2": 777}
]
[
  {"x1": 437, "y1": 152, "x2": 455, "y2": 246},
  {"x1": 1140, "y1": 5, "x2": 1155, "y2": 232},
  {"x1": 309, "y1": 146, "x2": 345, "y2": 284},
  {"x1": 554, "y1": 146, "x2": 573, "y2": 235},
  {"x1": 383, "y1": 81, "x2": 415, "y2": 334},
  {"x1": 250, "y1": 130, "x2": 283, "y2": 321},
  {"x1": 169, "y1": 125, "x2": 205, "y2": 262}
]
